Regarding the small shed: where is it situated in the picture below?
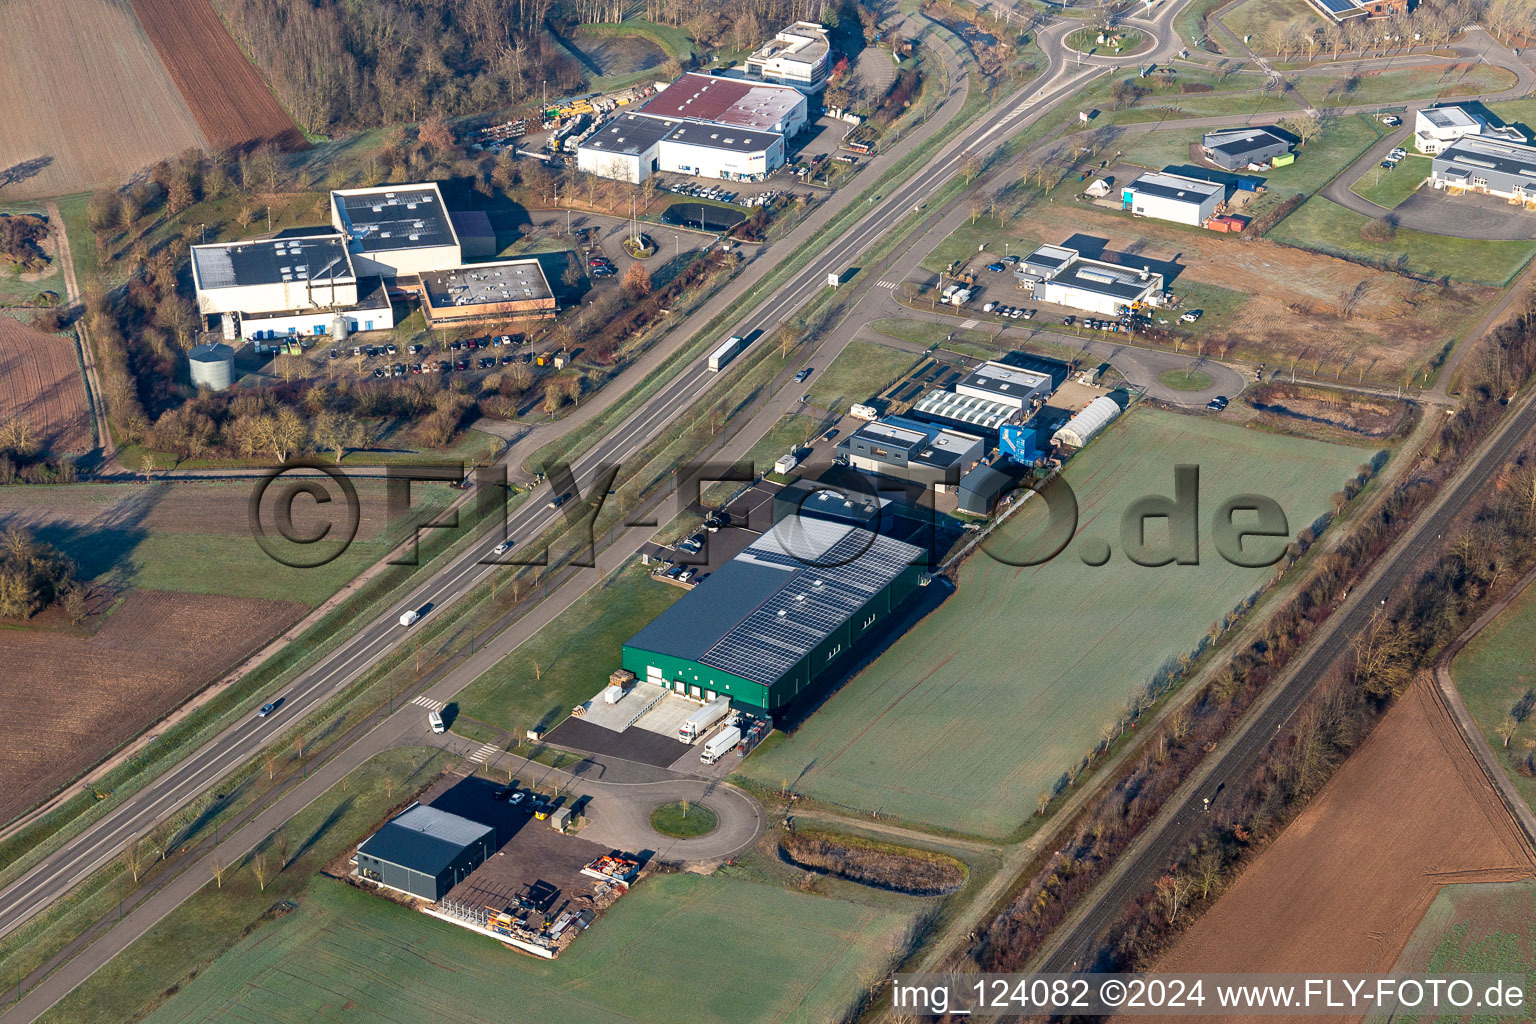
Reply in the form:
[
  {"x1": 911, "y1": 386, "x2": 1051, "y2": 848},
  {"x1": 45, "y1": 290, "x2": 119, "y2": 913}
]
[
  {"x1": 957, "y1": 463, "x2": 1014, "y2": 516},
  {"x1": 550, "y1": 806, "x2": 574, "y2": 831}
]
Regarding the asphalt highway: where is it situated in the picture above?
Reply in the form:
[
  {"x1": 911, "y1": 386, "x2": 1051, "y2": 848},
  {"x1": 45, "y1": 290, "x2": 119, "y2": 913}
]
[
  {"x1": 0, "y1": 0, "x2": 1191, "y2": 947},
  {"x1": 1034, "y1": 382, "x2": 1536, "y2": 972}
]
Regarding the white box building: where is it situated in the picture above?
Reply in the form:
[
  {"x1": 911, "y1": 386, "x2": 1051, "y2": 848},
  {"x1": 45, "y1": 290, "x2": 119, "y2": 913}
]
[
  {"x1": 576, "y1": 112, "x2": 678, "y2": 184},
  {"x1": 1014, "y1": 244, "x2": 1164, "y2": 317},
  {"x1": 1414, "y1": 104, "x2": 1528, "y2": 155},
  {"x1": 658, "y1": 122, "x2": 786, "y2": 181},
  {"x1": 190, "y1": 234, "x2": 395, "y2": 341},
  {"x1": 330, "y1": 183, "x2": 462, "y2": 278},
  {"x1": 746, "y1": 22, "x2": 832, "y2": 90},
  {"x1": 1122, "y1": 172, "x2": 1225, "y2": 226}
]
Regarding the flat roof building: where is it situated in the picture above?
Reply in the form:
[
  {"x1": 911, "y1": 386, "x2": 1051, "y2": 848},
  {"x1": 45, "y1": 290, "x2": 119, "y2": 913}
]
[
  {"x1": 330, "y1": 183, "x2": 463, "y2": 278},
  {"x1": 658, "y1": 122, "x2": 787, "y2": 182},
  {"x1": 191, "y1": 234, "x2": 356, "y2": 316},
  {"x1": 1015, "y1": 244, "x2": 1165, "y2": 317},
  {"x1": 355, "y1": 803, "x2": 495, "y2": 902},
  {"x1": 1122, "y1": 171, "x2": 1226, "y2": 226},
  {"x1": 1307, "y1": 0, "x2": 1408, "y2": 21},
  {"x1": 1414, "y1": 104, "x2": 1528, "y2": 154},
  {"x1": 1430, "y1": 134, "x2": 1536, "y2": 205},
  {"x1": 955, "y1": 361, "x2": 1053, "y2": 411},
  {"x1": 576, "y1": 112, "x2": 680, "y2": 184},
  {"x1": 621, "y1": 515, "x2": 928, "y2": 711},
  {"x1": 838, "y1": 415, "x2": 985, "y2": 492},
  {"x1": 641, "y1": 73, "x2": 808, "y2": 136},
  {"x1": 419, "y1": 259, "x2": 556, "y2": 327},
  {"x1": 746, "y1": 22, "x2": 832, "y2": 90},
  {"x1": 1202, "y1": 127, "x2": 1291, "y2": 170}
]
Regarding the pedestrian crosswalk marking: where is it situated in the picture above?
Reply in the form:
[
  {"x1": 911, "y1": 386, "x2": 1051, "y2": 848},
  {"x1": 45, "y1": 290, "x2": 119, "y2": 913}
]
[
  {"x1": 960, "y1": 319, "x2": 979, "y2": 329},
  {"x1": 410, "y1": 696, "x2": 446, "y2": 711},
  {"x1": 469, "y1": 743, "x2": 499, "y2": 764},
  {"x1": 876, "y1": 280, "x2": 897, "y2": 290}
]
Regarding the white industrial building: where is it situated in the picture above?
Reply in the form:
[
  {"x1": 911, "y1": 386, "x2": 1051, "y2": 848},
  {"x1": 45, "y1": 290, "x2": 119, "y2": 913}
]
[
  {"x1": 1430, "y1": 134, "x2": 1536, "y2": 205},
  {"x1": 330, "y1": 183, "x2": 463, "y2": 278},
  {"x1": 190, "y1": 234, "x2": 395, "y2": 341},
  {"x1": 1413, "y1": 104, "x2": 1528, "y2": 155},
  {"x1": 1121, "y1": 172, "x2": 1226, "y2": 226},
  {"x1": 955, "y1": 361, "x2": 1052, "y2": 412},
  {"x1": 1014, "y1": 244, "x2": 1165, "y2": 317},
  {"x1": 745, "y1": 22, "x2": 832, "y2": 90},
  {"x1": 578, "y1": 73, "x2": 806, "y2": 183},
  {"x1": 576, "y1": 112, "x2": 679, "y2": 184}
]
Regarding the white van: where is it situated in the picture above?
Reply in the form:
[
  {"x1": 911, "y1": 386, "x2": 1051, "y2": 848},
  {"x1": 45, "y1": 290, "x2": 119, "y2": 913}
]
[
  {"x1": 428, "y1": 710, "x2": 445, "y2": 734},
  {"x1": 399, "y1": 609, "x2": 420, "y2": 627}
]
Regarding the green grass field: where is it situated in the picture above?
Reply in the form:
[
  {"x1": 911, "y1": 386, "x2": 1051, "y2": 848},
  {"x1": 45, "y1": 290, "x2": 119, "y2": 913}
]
[
  {"x1": 740, "y1": 409, "x2": 1364, "y2": 836},
  {"x1": 0, "y1": 480, "x2": 457, "y2": 607},
  {"x1": 1220, "y1": 0, "x2": 1325, "y2": 45},
  {"x1": 805, "y1": 340, "x2": 919, "y2": 414},
  {"x1": 1449, "y1": 583, "x2": 1536, "y2": 814},
  {"x1": 1348, "y1": 156, "x2": 1429, "y2": 210},
  {"x1": 141, "y1": 872, "x2": 913, "y2": 1024},
  {"x1": 921, "y1": 216, "x2": 1041, "y2": 276},
  {"x1": 1294, "y1": 64, "x2": 1517, "y2": 110},
  {"x1": 1364, "y1": 880, "x2": 1536, "y2": 1022},
  {"x1": 457, "y1": 561, "x2": 682, "y2": 735},
  {"x1": 1268, "y1": 196, "x2": 1536, "y2": 286}
]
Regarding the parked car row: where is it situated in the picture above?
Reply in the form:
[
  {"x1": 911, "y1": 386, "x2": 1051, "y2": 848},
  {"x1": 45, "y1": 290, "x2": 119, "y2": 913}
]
[
  {"x1": 982, "y1": 302, "x2": 1033, "y2": 320},
  {"x1": 665, "y1": 182, "x2": 739, "y2": 203},
  {"x1": 368, "y1": 354, "x2": 524, "y2": 378},
  {"x1": 743, "y1": 190, "x2": 784, "y2": 207},
  {"x1": 588, "y1": 254, "x2": 616, "y2": 278},
  {"x1": 1379, "y1": 146, "x2": 1407, "y2": 170}
]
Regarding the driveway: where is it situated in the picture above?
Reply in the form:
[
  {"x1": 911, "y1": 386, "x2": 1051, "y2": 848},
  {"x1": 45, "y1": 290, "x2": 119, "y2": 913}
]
[{"x1": 426, "y1": 732, "x2": 766, "y2": 864}]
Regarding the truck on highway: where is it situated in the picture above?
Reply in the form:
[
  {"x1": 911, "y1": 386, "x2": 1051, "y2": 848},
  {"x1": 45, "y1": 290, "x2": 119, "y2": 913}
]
[
  {"x1": 700, "y1": 725, "x2": 742, "y2": 764},
  {"x1": 708, "y1": 335, "x2": 745, "y2": 371},
  {"x1": 679, "y1": 699, "x2": 731, "y2": 742}
]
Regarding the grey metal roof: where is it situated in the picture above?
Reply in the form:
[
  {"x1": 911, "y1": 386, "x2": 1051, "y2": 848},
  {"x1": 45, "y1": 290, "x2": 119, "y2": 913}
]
[
  {"x1": 581, "y1": 113, "x2": 678, "y2": 157},
  {"x1": 1436, "y1": 135, "x2": 1536, "y2": 179},
  {"x1": 956, "y1": 361, "x2": 1051, "y2": 399},
  {"x1": 959, "y1": 462, "x2": 1012, "y2": 498},
  {"x1": 419, "y1": 260, "x2": 553, "y2": 307},
  {"x1": 1127, "y1": 172, "x2": 1224, "y2": 204},
  {"x1": 191, "y1": 235, "x2": 352, "y2": 290},
  {"x1": 357, "y1": 804, "x2": 492, "y2": 876},
  {"x1": 1203, "y1": 127, "x2": 1288, "y2": 161},
  {"x1": 1052, "y1": 261, "x2": 1158, "y2": 300},
  {"x1": 662, "y1": 121, "x2": 783, "y2": 154},
  {"x1": 625, "y1": 517, "x2": 924, "y2": 686},
  {"x1": 335, "y1": 185, "x2": 457, "y2": 252}
]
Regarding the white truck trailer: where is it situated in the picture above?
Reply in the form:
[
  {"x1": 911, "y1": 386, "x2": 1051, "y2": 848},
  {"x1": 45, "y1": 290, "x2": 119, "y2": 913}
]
[
  {"x1": 700, "y1": 725, "x2": 742, "y2": 764},
  {"x1": 678, "y1": 699, "x2": 731, "y2": 742},
  {"x1": 708, "y1": 336, "x2": 745, "y2": 371}
]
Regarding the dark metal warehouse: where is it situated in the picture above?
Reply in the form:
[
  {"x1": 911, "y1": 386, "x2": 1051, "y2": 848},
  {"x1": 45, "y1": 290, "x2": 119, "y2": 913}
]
[{"x1": 355, "y1": 803, "x2": 495, "y2": 902}]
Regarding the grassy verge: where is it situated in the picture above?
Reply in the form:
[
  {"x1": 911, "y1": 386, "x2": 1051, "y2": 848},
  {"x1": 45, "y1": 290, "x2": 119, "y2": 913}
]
[
  {"x1": 34, "y1": 747, "x2": 448, "y2": 1024},
  {"x1": 456, "y1": 560, "x2": 682, "y2": 736},
  {"x1": 578, "y1": 19, "x2": 694, "y2": 61},
  {"x1": 1158, "y1": 367, "x2": 1216, "y2": 391},
  {"x1": 1267, "y1": 196, "x2": 1536, "y2": 286},
  {"x1": 1348, "y1": 158, "x2": 1429, "y2": 210},
  {"x1": 1448, "y1": 583, "x2": 1536, "y2": 814}
]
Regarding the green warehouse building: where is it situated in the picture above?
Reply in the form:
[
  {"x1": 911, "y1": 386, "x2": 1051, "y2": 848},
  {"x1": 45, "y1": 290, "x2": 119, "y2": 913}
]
[{"x1": 621, "y1": 512, "x2": 928, "y2": 712}]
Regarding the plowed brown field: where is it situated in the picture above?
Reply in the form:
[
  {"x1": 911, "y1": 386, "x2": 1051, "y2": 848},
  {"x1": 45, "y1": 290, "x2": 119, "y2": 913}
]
[
  {"x1": 129, "y1": 0, "x2": 304, "y2": 150},
  {"x1": 0, "y1": 0, "x2": 208, "y2": 200},
  {"x1": 1150, "y1": 678, "x2": 1536, "y2": 1024},
  {"x1": 0, "y1": 317, "x2": 94, "y2": 454},
  {"x1": 0, "y1": 589, "x2": 305, "y2": 827}
]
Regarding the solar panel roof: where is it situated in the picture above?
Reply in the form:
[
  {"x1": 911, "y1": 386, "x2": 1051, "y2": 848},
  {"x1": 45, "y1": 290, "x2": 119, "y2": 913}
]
[
  {"x1": 334, "y1": 185, "x2": 457, "y2": 253},
  {"x1": 191, "y1": 234, "x2": 352, "y2": 290}
]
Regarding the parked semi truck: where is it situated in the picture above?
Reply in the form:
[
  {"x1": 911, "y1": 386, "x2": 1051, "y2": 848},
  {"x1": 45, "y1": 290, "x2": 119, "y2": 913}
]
[
  {"x1": 708, "y1": 335, "x2": 745, "y2": 371},
  {"x1": 678, "y1": 699, "x2": 731, "y2": 742},
  {"x1": 700, "y1": 725, "x2": 742, "y2": 764}
]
